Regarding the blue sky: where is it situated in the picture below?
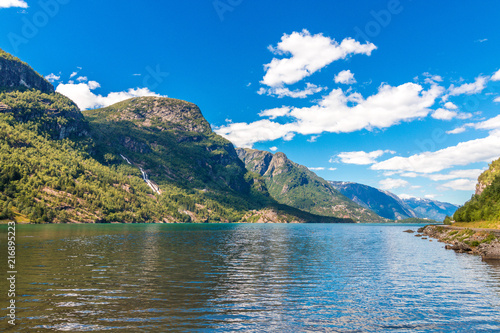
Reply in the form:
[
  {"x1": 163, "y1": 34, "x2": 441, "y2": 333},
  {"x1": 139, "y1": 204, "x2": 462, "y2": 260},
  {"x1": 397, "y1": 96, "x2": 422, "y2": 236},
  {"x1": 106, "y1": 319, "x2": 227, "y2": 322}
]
[{"x1": 1, "y1": 0, "x2": 500, "y2": 205}]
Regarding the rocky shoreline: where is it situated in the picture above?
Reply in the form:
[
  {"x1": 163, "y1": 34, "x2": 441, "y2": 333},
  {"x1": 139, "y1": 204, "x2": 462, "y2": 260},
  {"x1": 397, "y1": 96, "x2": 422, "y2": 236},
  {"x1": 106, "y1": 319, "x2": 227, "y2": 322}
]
[{"x1": 419, "y1": 225, "x2": 500, "y2": 260}]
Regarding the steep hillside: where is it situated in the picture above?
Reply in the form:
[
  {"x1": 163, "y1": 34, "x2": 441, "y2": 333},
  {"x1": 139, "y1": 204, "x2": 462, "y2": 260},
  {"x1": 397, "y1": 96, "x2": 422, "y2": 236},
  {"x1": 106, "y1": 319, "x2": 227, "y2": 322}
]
[
  {"x1": 0, "y1": 48, "x2": 54, "y2": 93},
  {"x1": 237, "y1": 148, "x2": 386, "y2": 222},
  {"x1": 0, "y1": 48, "x2": 348, "y2": 224},
  {"x1": 329, "y1": 181, "x2": 416, "y2": 220},
  {"x1": 454, "y1": 157, "x2": 500, "y2": 222}
]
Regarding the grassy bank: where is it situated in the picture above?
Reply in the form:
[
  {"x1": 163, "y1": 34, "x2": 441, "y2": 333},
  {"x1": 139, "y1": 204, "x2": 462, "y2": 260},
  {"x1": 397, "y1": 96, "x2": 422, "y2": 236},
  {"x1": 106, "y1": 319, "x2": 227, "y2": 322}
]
[{"x1": 452, "y1": 221, "x2": 500, "y2": 229}]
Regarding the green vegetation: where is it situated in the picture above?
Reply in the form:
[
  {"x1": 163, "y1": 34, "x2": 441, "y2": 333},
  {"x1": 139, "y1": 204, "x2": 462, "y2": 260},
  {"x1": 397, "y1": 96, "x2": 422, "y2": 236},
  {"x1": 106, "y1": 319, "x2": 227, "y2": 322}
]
[
  {"x1": 0, "y1": 47, "x2": 53, "y2": 93},
  {"x1": 454, "y1": 158, "x2": 500, "y2": 223},
  {"x1": 0, "y1": 48, "x2": 351, "y2": 224},
  {"x1": 438, "y1": 227, "x2": 498, "y2": 246},
  {"x1": 0, "y1": 48, "x2": 29, "y2": 66},
  {"x1": 237, "y1": 148, "x2": 386, "y2": 223}
]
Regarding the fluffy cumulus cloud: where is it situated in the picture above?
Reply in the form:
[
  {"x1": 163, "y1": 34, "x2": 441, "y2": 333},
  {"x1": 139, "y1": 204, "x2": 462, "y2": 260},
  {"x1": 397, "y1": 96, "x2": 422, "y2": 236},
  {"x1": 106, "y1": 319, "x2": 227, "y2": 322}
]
[
  {"x1": 431, "y1": 108, "x2": 457, "y2": 120},
  {"x1": 215, "y1": 120, "x2": 297, "y2": 148},
  {"x1": 444, "y1": 102, "x2": 458, "y2": 109},
  {"x1": 261, "y1": 30, "x2": 376, "y2": 87},
  {"x1": 335, "y1": 150, "x2": 395, "y2": 165},
  {"x1": 56, "y1": 81, "x2": 164, "y2": 110},
  {"x1": 445, "y1": 76, "x2": 488, "y2": 99},
  {"x1": 258, "y1": 106, "x2": 291, "y2": 119},
  {"x1": 0, "y1": 0, "x2": 27, "y2": 8},
  {"x1": 216, "y1": 82, "x2": 443, "y2": 147},
  {"x1": 258, "y1": 83, "x2": 326, "y2": 98},
  {"x1": 334, "y1": 70, "x2": 356, "y2": 84},
  {"x1": 441, "y1": 178, "x2": 477, "y2": 191},
  {"x1": 371, "y1": 132, "x2": 500, "y2": 174},
  {"x1": 269, "y1": 146, "x2": 278, "y2": 152},
  {"x1": 379, "y1": 178, "x2": 409, "y2": 190},
  {"x1": 45, "y1": 73, "x2": 60, "y2": 83},
  {"x1": 474, "y1": 114, "x2": 500, "y2": 130},
  {"x1": 427, "y1": 169, "x2": 484, "y2": 181},
  {"x1": 491, "y1": 69, "x2": 500, "y2": 81}
]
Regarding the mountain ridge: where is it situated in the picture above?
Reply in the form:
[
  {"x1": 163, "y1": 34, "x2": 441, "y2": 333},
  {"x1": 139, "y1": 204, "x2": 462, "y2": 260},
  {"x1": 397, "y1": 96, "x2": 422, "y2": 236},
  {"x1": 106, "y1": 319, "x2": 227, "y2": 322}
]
[
  {"x1": 0, "y1": 47, "x2": 349, "y2": 224},
  {"x1": 237, "y1": 148, "x2": 387, "y2": 223},
  {"x1": 330, "y1": 181, "x2": 458, "y2": 221}
]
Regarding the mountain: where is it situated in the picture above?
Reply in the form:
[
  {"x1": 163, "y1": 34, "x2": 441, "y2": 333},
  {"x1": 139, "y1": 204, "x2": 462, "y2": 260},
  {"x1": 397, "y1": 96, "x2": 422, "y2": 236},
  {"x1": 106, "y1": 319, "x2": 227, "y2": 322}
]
[
  {"x1": 329, "y1": 181, "x2": 416, "y2": 220},
  {"x1": 454, "y1": 158, "x2": 500, "y2": 222},
  {"x1": 400, "y1": 197, "x2": 459, "y2": 221},
  {"x1": 236, "y1": 148, "x2": 387, "y2": 222},
  {"x1": 330, "y1": 181, "x2": 458, "y2": 221},
  {"x1": 0, "y1": 48, "x2": 348, "y2": 224},
  {"x1": 0, "y1": 48, "x2": 53, "y2": 93}
]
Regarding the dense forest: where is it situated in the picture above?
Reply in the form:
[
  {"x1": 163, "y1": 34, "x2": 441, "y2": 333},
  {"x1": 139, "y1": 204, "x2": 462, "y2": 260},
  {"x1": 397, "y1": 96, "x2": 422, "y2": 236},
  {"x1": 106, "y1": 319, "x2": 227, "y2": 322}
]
[
  {"x1": 0, "y1": 48, "x2": 350, "y2": 224},
  {"x1": 453, "y1": 159, "x2": 500, "y2": 222}
]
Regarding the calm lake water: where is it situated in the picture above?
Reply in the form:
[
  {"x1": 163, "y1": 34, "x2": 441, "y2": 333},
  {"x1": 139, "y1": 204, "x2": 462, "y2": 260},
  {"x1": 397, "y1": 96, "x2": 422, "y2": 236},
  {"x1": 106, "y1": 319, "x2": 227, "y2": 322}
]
[{"x1": 2, "y1": 223, "x2": 500, "y2": 332}]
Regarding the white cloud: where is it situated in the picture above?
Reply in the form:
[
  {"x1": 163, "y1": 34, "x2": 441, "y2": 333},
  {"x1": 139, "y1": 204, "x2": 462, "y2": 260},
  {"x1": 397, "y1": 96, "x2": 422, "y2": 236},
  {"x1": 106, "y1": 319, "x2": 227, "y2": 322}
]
[
  {"x1": 334, "y1": 70, "x2": 356, "y2": 84},
  {"x1": 45, "y1": 73, "x2": 60, "y2": 83},
  {"x1": 446, "y1": 76, "x2": 488, "y2": 98},
  {"x1": 441, "y1": 178, "x2": 477, "y2": 191},
  {"x1": 423, "y1": 73, "x2": 443, "y2": 85},
  {"x1": 215, "y1": 119, "x2": 297, "y2": 148},
  {"x1": 398, "y1": 194, "x2": 415, "y2": 200},
  {"x1": 0, "y1": 0, "x2": 27, "y2": 8},
  {"x1": 335, "y1": 150, "x2": 395, "y2": 165},
  {"x1": 76, "y1": 76, "x2": 88, "y2": 82},
  {"x1": 309, "y1": 167, "x2": 325, "y2": 171},
  {"x1": 424, "y1": 194, "x2": 436, "y2": 199},
  {"x1": 444, "y1": 102, "x2": 458, "y2": 109},
  {"x1": 258, "y1": 83, "x2": 326, "y2": 98},
  {"x1": 261, "y1": 30, "x2": 376, "y2": 87},
  {"x1": 494, "y1": 96, "x2": 500, "y2": 103},
  {"x1": 217, "y1": 82, "x2": 443, "y2": 147},
  {"x1": 56, "y1": 81, "x2": 164, "y2": 110},
  {"x1": 258, "y1": 106, "x2": 291, "y2": 119},
  {"x1": 427, "y1": 169, "x2": 483, "y2": 181},
  {"x1": 269, "y1": 146, "x2": 278, "y2": 152},
  {"x1": 474, "y1": 114, "x2": 500, "y2": 130},
  {"x1": 446, "y1": 126, "x2": 467, "y2": 135},
  {"x1": 401, "y1": 172, "x2": 418, "y2": 178},
  {"x1": 372, "y1": 133, "x2": 500, "y2": 174},
  {"x1": 87, "y1": 81, "x2": 100, "y2": 90},
  {"x1": 491, "y1": 69, "x2": 500, "y2": 81},
  {"x1": 328, "y1": 167, "x2": 337, "y2": 171},
  {"x1": 431, "y1": 108, "x2": 457, "y2": 120},
  {"x1": 307, "y1": 135, "x2": 319, "y2": 143},
  {"x1": 69, "y1": 72, "x2": 78, "y2": 78},
  {"x1": 379, "y1": 178, "x2": 409, "y2": 190}
]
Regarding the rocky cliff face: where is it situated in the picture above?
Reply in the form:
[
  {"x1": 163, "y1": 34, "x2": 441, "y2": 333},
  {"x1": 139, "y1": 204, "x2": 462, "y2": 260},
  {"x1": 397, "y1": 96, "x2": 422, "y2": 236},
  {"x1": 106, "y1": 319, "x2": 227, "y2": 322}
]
[
  {"x1": 476, "y1": 159, "x2": 500, "y2": 196},
  {"x1": 85, "y1": 97, "x2": 250, "y2": 194},
  {"x1": 95, "y1": 97, "x2": 212, "y2": 134},
  {"x1": 0, "y1": 48, "x2": 89, "y2": 140},
  {"x1": 0, "y1": 48, "x2": 54, "y2": 93}
]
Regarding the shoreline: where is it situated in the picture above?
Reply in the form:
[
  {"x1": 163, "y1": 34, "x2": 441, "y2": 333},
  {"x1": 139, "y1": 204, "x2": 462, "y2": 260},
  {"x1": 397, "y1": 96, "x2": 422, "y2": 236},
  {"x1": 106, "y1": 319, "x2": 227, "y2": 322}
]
[{"x1": 421, "y1": 225, "x2": 500, "y2": 260}]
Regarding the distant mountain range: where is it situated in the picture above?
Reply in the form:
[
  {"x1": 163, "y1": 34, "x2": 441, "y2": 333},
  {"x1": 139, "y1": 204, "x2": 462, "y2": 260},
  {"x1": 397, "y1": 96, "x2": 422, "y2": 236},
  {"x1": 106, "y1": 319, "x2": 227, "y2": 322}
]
[{"x1": 329, "y1": 181, "x2": 459, "y2": 221}]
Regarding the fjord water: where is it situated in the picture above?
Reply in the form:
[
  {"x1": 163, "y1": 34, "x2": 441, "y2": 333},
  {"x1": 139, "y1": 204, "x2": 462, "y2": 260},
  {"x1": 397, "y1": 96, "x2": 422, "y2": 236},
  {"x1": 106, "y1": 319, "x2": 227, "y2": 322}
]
[{"x1": 2, "y1": 224, "x2": 500, "y2": 332}]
